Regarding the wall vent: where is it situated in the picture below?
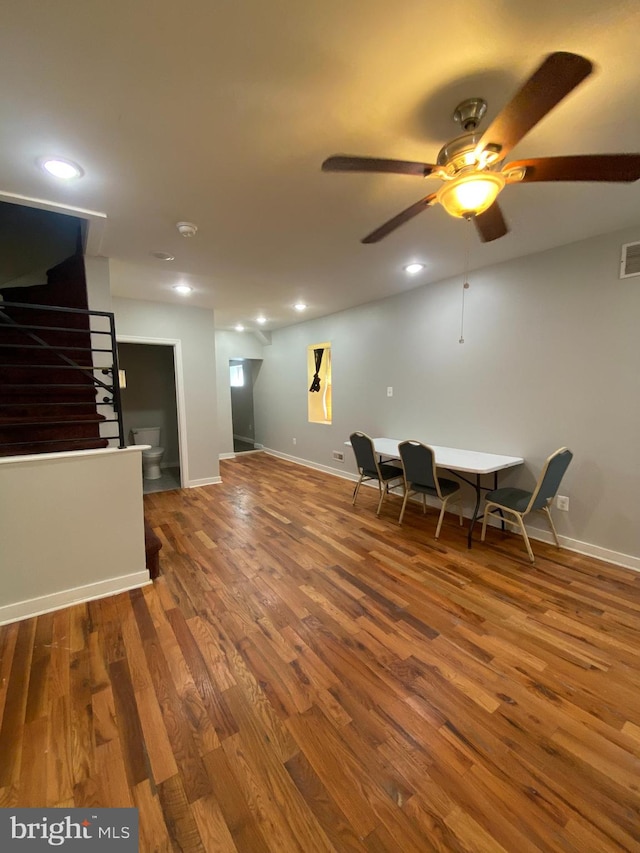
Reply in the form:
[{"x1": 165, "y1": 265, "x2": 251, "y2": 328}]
[
  {"x1": 332, "y1": 451, "x2": 345, "y2": 462},
  {"x1": 620, "y1": 241, "x2": 640, "y2": 278}
]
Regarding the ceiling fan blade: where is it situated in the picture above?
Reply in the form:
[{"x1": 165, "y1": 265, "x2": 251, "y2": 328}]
[
  {"x1": 476, "y1": 52, "x2": 593, "y2": 161},
  {"x1": 361, "y1": 193, "x2": 438, "y2": 243},
  {"x1": 322, "y1": 155, "x2": 436, "y2": 178},
  {"x1": 505, "y1": 154, "x2": 640, "y2": 183},
  {"x1": 473, "y1": 202, "x2": 509, "y2": 243}
]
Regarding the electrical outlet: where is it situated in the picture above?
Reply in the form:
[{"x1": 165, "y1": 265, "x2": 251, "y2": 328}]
[
  {"x1": 387, "y1": 386, "x2": 393, "y2": 397},
  {"x1": 556, "y1": 495, "x2": 569, "y2": 511},
  {"x1": 292, "y1": 437, "x2": 296, "y2": 445},
  {"x1": 332, "y1": 451, "x2": 344, "y2": 462}
]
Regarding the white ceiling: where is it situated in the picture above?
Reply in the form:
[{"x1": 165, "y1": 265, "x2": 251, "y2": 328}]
[{"x1": 1, "y1": 0, "x2": 639, "y2": 331}]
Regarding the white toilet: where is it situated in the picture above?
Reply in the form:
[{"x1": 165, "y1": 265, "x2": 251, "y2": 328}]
[{"x1": 131, "y1": 427, "x2": 164, "y2": 480}]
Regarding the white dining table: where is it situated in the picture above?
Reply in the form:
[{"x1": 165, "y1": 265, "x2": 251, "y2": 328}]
[{"x1": 348, "y1": 437, "x2": 524, "y2": 546}]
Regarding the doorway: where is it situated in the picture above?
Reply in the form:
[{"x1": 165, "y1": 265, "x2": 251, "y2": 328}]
[
  {"x1": 230, "y1": 358, "x2": 262, "y2": 453},
  {"x1": 118, "y1": 338, "x2": 186, "y2": 492}
]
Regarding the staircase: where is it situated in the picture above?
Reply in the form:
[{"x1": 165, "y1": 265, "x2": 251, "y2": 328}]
[{"x1": 0, "y1": 255, "x2": 125, "y2": 456}]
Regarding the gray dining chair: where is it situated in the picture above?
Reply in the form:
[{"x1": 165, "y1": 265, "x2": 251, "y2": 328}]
[
  {"x1": 398, "y1": 440, "x2": 463, "y2": 538},
  {"x1": 481, "y1": 447, "x2": 573, "y2": 563},
  {"x1": 350, "y1": 431, "x2": 404, "y2": 516}
]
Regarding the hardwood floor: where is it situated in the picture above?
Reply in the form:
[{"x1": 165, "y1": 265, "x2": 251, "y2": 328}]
[{"x1": 1, "y1": 452, "x2": 639, "y2": 851}]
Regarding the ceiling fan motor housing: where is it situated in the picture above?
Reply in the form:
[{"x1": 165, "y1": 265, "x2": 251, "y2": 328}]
[{"x1": 436, "y1": 132, "x2": 483, "y2": 175}]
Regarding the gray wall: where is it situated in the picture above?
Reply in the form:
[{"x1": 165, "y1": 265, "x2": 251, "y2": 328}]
[
  {"x1": 118, "y1": 342, "x2": 180, "y2": 467},
  {"x1": 113, "y1": 297, "x2": 219, "y2": 486},
  {"x1": 0, "y1": 448, "x2": 148, "y2": 622},
  {"x1": 252, "y1": 225, "x2": 640, "y2": 563},
  {"x1": 215, "y1": 330, "x2": 266, "y2": 455}
]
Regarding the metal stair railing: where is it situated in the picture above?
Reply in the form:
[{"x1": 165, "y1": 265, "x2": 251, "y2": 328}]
[{"x1": 0, "y1": 300, "x2": 125, "y2": 452}]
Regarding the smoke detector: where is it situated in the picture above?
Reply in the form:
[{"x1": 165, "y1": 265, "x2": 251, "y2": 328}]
[{"x1": 176, "y1": 221, "x2": 198, "y2": 237}]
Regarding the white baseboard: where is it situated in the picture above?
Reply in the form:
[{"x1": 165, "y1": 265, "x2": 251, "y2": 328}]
[
  {"x1": 503, "y1": 523, "x2": 640, "y2": 572},
  {"x1": 265, "y1": 448, "x2": 356, "y2": 481},
  {"x1": 233, "y1": 433, "x2": 256, "y2": 445},
  {"x1": 188, "y1": 476, "x2": 222, "y2": 487},
  {"x1": 219, "y1": 449, "x2": 267, "y2": 462},
  {"x1": 0, "y1": 571, "x2": 151, "y2": 626},
  {"x1": 263, "y1": 448, "x2": 639, "y2": 573}
]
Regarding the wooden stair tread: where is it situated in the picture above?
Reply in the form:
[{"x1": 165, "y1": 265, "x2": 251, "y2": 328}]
[
  {"x1": 0, "y1": 413, "x2": 107, "y2": 425},
  {"x1": 0, "y1": 437, "x2": 109, "y2": 457}
]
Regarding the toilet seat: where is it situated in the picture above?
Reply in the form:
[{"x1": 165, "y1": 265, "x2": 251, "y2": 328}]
[{"x1": 142, "y1": 446, "x2": 164, "y2": 458}]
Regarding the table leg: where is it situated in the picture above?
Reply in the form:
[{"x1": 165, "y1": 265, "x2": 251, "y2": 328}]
[
  {"x1": 466, "y1": 472, "x2": 499, "y2": 548},
  {"x1": 444, "y1": 469, "x2": 503, "y2": 548},
  {"x1": 467, "y1": 474, "x2": 482, "y2": 548}
]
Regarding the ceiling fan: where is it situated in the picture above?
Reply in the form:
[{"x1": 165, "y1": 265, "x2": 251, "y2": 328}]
[{"x1": 322, "y1": 52, "x2": 640, "y2": 244}]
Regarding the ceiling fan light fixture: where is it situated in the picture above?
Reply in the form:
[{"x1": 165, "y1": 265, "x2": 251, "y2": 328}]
[{"x1": 437, "y1": 172, "x2": 505, "y2": 219}]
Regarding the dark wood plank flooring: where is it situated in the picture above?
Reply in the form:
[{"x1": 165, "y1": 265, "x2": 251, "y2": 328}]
[{"x1": 1, "y1": 452, "x2": 639, "y2": 851}]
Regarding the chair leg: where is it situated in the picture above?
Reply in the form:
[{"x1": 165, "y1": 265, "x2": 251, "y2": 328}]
[
  {"x1": 398, "y1": 488, "x2": 411, "y2": 524},
  {"x1": 457, "y1": 491, "x2": 463, "y2": 525},
  {"x1": 422, "y1": 494, "x2": 427, "y2": 514},
  {"x1": 514, "y1": 512, "x2": 535, "y2": 563},
  {"x1": 482, "y1": 503, "x2": 515, "y2": 540},
  {"x1": 543, "y1": 506, "x2": 561, "y2": 547},
  {"x1": 435, "y1": 499, "x2": 447, "y2": 539},
  {"x1": 377, "y1": 478, "x2": 400, "y2": 516},
  {"x1": 481, "y1": 504, "x2": 493, "y2": 541},
  {"x1": 352, "y1": 474, "x2": 364, "y2": 505}
]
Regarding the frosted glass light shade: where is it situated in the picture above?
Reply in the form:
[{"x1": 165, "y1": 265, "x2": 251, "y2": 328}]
[{"x1": 437, "y1": 172, "x2": 505, "y2": 218}]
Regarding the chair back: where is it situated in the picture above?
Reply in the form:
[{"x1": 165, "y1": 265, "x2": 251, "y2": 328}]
[
  {"x1": 350, "y1": 431, "x2": 377, "y2": 474},
  {"x1": 399, "y1": 440, "x2": 438, "y2": 492},
  {"x1": 528, "y1": 447, "x2": 573, "y2": 512}
]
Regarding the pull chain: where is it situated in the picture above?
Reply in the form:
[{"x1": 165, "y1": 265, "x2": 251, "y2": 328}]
[{"x1": 459, "y1": 218, "x2": 472, "y2": 344}]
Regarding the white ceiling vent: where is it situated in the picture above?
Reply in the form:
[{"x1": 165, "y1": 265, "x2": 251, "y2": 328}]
[{"x1": 620, "y1": 241, "x2": 640, "y2": 278}]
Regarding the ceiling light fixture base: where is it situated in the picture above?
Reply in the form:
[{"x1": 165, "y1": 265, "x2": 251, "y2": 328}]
[
  {"x1": 176, "y1": 221, "x2": 198, "y2": 237},
  {"x1": 453, "y1": 98, "x2": 487, "y2": 132}
]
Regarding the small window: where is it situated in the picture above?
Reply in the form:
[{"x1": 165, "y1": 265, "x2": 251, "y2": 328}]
[{"x1": 230, "y1": 363, "x2": 245, "y2": 387}]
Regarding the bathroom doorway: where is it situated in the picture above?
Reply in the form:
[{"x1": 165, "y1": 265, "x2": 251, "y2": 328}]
[
  {"x1": 230, "y1": 358, "x2": 262, "y2": 453},
  {"x1": 117, "y1": 338, "x2": 186, "y2": 493}
]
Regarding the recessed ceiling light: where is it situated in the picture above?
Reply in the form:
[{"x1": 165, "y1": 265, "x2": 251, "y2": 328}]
[
  {"x1": 404, "y1": 262, "x2": 425, "y2": 275},
  {"x1": 256, "y1": 316, "x2": 267, "y2": 324},
  {"x1": 40, "y1": 157, "x2": 83, "y2": 180},
  {"x1": 294, "y1": 303, "x2": 307, "y2": 311},
  {"x1": 235, "y1": 324, "x2": 245, "y2": 332},
  {"x1": 152, "y1": 251, "x2": 175, "y2": 261},
  {"x1": 173, "y1": 284, "x2": 193, "y2": 295}
]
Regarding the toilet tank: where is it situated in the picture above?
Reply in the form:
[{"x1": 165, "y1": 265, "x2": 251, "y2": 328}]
[{"x1": 131, "y1": 427, "x2": 161, "y2": 446}]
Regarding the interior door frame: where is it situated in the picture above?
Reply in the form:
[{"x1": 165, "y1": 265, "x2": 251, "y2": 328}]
[{"x1": 116, "y1": 335, "x2": 189, "y2": 487}]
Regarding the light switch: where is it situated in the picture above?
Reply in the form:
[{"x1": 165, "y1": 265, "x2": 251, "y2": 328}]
[{"x1": 387, "y1": 386, "x2": 393, "y2": 397}]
